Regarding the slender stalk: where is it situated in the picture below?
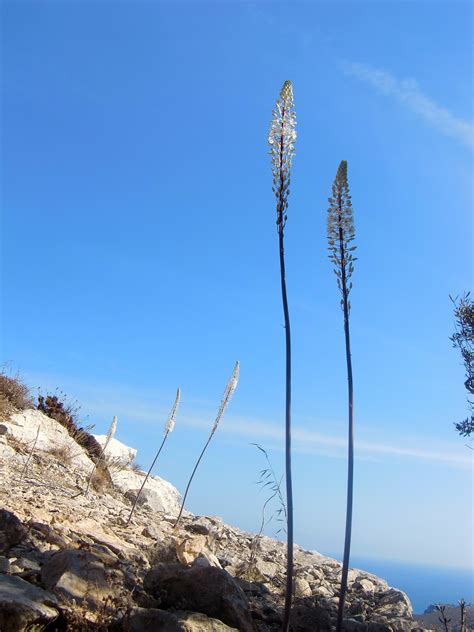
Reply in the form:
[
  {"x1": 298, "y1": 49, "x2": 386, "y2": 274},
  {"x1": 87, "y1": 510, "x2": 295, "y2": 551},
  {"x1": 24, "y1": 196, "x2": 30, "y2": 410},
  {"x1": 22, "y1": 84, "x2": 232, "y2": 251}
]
[
  {"x1": 435, "y1": 604, "x2": 451, "y2": 632},
  {"x1": 279, "y1": 227, "x2": 294, "y2": 631},
  {"x1": 268, "y1": 80, "x2": 296, "y2": 632},
  {"x1": 174, "y1": 361, "x2": 239, "y2": 528},
  {"x1": 174, "y1": 433, "x2": 213, "y2": 527},
  {"x1": 20, "y1": 425, "x2": 40, "y2": 480},
  {"x1": 327, "y1": 161, "x2": 357, "y2": 632},
  {"x1": 84, "y1": 415, "x2": 117, "y2": 496},
  {"x1": 336, "y1": 223, "x2": 354, "y2": 632},
  {"x1": 127, "y1": 388, "x2": 180, "y2": 525}
]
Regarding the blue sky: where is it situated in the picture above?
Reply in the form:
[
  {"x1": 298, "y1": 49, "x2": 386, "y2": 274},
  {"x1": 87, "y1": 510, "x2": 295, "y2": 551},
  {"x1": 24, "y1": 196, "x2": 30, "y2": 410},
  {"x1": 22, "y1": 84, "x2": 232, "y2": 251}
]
[{"x1": 1, "y1": 0, "x2": 472, "y2": 574}]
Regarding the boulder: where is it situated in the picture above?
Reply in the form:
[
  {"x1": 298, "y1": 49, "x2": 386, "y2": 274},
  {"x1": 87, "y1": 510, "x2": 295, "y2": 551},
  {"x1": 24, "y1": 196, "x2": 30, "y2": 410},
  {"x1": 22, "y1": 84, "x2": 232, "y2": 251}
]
[
  {"x1": 290, "y1": 603, "x2": 332, "y2": 631},
  {"x1": 41, "y1": 546, "x2": 122, "y2": 607},
  {"x1": 0, "y1": 509, "x2": 28, "y2": 554},
  {"x1": 125, "y1": 608, "x2": 238, "y2": 631},
  {"x1": 0, "y1": 574, "x2": 59, "y2": 631},
  {"x1": 354, "y1": 578, "x2": 376, "y2": 593},
  {"x1": 375, "y1": 588, "x2": 413, "y2": 621},
  {"x1": 174, "y1": 534, "x2": 221, "y2": 568},
  {"x1": 0, "y1": 435, "x2": 15, "y2": 460},
  {"x1": 124, "y1": 607, "x2": 184, "y2": 631},
  {"x1": 144, "y1": 564, "x2": 255, "y2": 632},
  {"x1": 93, "y1": 434, "x2": 137, "y2": 465},
  {"x1": 293, "y1": 576, "x2": 312, "y2": 598},
  {"x1": 117, "y1": 468, "x2": 181, "y2": 515},
  {"x1": 4, "y1": 409, "x2": 92, "y2": 470},
  {"x1": 176, "y1": 611, "x2": 239, "y2": 631}
]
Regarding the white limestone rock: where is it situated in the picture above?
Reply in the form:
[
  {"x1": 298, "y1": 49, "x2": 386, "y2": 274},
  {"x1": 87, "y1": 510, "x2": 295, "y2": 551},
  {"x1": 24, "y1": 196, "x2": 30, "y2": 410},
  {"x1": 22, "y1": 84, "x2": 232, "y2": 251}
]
[
  {"x1": 113, "y1": 468, "x2": 181, "y2": 516},
  {"x1": 93, "y1": 434, "x2": 137, "y2": 465},
  {"x1": 3, "y1": 410, "x2": 92, "y2": 470}
]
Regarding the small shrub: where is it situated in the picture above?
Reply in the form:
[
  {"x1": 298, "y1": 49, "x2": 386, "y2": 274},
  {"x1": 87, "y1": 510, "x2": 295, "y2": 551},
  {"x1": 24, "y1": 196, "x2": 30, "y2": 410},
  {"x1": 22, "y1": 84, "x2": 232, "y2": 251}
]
[
  {"x1": 37, "y1": 390, "x2": 103, "y2": 464},
  {"x1": 0, "y1": 371, "x2": 34, "y2": 418},
  {"x1": 37, "y1": 390, "x2": 81, "y2": 429}
]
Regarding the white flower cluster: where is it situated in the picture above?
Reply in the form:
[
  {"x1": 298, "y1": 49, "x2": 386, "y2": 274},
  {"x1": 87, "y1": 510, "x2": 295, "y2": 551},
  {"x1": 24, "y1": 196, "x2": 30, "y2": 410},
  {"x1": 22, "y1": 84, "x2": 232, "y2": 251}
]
[
  {"x1": 268, "y1": 81, "x2": 297, "y2": 229},
  {"x1": 268, "y1": 108, "x2": 297, "y2": 147}
]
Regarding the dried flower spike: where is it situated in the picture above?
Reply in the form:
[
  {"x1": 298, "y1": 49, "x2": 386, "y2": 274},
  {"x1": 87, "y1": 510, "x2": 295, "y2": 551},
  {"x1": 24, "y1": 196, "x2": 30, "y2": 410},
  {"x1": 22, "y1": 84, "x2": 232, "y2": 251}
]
[
  {"x1": 127, "y1": 388, "x2": 181, "y2": 525},
  {"x1": 174, "y1": 362, "x2": 239, "y2": 528}
]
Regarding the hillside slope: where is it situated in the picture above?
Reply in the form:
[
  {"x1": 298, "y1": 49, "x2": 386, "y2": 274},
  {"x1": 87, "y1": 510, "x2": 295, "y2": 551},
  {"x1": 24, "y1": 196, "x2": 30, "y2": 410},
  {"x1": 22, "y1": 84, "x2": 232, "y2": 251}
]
[{"x1": 0, "y1": 408, "x2": 427, "y2": 631}]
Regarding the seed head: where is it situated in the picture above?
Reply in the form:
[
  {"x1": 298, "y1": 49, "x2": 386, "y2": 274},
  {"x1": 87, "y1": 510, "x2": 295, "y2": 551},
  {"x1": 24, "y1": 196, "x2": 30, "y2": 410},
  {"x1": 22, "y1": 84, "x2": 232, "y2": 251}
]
[
  {"x1": 104, "y1": 415, "x2": 117, "y2": 448},
  {"x1": 212, "y1": 361, "x2": 240, "y2": 432},
  {"x1": 165, "y1": 387, "x2": 181, "y2": 433}
]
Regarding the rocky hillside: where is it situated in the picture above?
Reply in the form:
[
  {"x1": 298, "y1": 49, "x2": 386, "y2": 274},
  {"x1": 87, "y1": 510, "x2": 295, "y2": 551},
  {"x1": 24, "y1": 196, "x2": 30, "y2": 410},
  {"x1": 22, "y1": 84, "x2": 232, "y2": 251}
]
[{"x1": 0, "y1": 408, "x2": 427, "y2": 631}]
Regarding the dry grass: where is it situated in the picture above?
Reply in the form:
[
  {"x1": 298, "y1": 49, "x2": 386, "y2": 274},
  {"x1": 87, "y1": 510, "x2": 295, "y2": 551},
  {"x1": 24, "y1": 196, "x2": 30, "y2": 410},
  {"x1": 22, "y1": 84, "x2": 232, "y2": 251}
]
[
  {"x1": 0, "y1": 371, "x2": 34, "y2": 419},
  {"x1": 45, "y1": 444, "x2": 76, "y2": 466},
  {"x1": 129, "y1": 460, "x2": 143, "y2": 473},
  {"x1": 90, "y1": 464, "x2": 113, "y2": 493}
]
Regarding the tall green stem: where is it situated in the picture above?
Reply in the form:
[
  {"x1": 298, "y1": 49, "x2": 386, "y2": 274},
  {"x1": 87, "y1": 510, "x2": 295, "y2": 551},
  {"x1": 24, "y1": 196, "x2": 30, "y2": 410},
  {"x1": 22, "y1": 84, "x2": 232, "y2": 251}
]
[
  {"x1": 327, "y1": 162, "x2": 356, "y2": 631},
  {"x1": 279, "y1": 227, "x2": 293, "y2": 632},
  {"x1": 336, "y1": 217, "x2": 354, "y2": 632}
]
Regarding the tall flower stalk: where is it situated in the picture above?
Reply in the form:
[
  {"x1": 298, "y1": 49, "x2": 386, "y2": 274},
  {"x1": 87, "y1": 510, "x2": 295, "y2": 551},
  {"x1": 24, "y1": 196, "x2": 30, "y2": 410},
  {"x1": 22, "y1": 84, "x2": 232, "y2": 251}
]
[
  {"x1": 327, "y1": 160, "x2": 357, "y2": 632},
  {"x1": 127, "y1": 388, "x2": 180, "y2": 525},
  {"x1": 84, "y1": 415, "x2": 117, "y2": 496},
  {"x1": 268, "y1": 80, "x2": 296, "y2": 632},
  {"x1": 174, "y1": 361, "x2": 240, "y2": 528}
]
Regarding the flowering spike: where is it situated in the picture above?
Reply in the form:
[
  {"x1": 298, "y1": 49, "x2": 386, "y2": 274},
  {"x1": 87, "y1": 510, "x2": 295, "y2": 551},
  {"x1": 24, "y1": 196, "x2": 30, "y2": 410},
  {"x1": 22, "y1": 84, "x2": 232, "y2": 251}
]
[
  {"x1": 268, "y1": 80, "x2": 297, "y2": 233},
  {"x1": 327, "y1": 160, "x2": 356, "y2": 312}
]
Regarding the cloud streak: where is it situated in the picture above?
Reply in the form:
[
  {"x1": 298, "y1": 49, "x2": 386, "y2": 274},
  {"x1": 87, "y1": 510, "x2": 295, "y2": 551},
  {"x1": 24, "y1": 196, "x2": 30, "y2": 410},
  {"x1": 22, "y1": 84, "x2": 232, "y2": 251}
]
[
  {"x1": 26, "y1": 372, "x2": 472, "y2": 471},
  {"x1": 342, "y1": 61, "x2": 474, "y2": 148},
  {"x1": 86, "y1": 394, "x2": 473, "y2": 471}
]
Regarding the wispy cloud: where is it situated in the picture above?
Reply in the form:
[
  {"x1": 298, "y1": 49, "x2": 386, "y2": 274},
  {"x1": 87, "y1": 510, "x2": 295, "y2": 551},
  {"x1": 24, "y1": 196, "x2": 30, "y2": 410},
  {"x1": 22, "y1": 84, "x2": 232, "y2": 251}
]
[
  {"x1": 25, "y1": 371, "x2": 472, "y2": 471},
  {"x1": 87, "y1": 396, "x2": 473, "y2": 471},
  {"x1": 342, "y1": 61, "x2": 474, "y2": 148},
  {"x1": 218, "y1": 416, "x2": 473, "y2": 470}
]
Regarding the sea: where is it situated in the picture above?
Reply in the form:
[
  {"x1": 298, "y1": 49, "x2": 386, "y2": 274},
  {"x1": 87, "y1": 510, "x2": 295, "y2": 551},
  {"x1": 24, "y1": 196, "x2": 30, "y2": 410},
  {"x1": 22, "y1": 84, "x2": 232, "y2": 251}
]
[{"x1": 347, "y1": 556, "x2": 474, "y2": 614}]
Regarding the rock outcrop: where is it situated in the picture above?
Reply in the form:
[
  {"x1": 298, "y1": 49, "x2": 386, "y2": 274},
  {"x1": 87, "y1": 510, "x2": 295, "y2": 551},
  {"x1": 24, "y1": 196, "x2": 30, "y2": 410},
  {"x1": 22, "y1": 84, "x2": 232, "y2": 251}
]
[{"x1": 0, "y1": 408, "x2": 424, "y2": 631}]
